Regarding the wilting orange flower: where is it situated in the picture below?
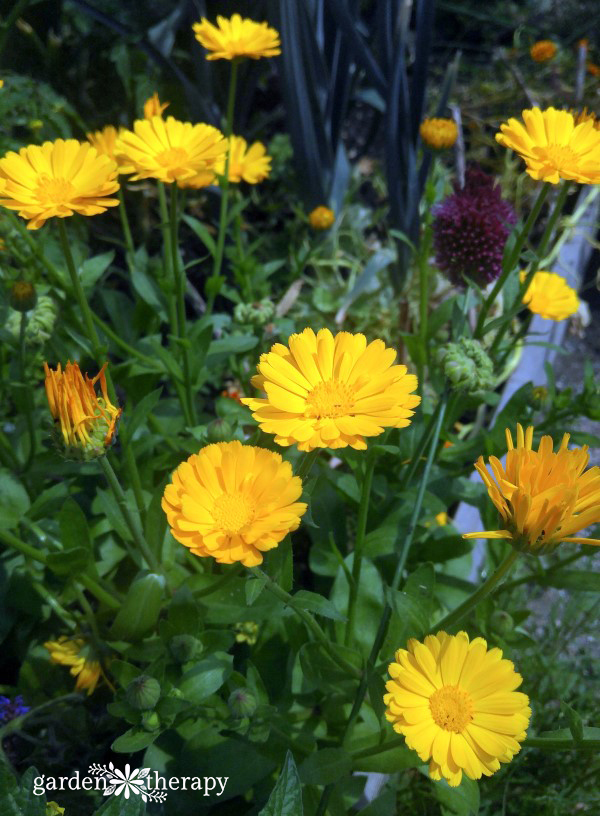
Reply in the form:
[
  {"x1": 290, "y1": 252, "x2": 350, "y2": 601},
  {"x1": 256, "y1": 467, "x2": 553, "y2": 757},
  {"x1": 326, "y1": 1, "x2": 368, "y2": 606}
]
[
  {"x1": 193, "y1": 14, "x2": 281, "y2": 60},
  {"x1": 43, "y1": 361, "x2": 121, "y2": 459},
  {"x1": 587, "y1": 61, "x2": 600, "y2": 77},
  {"x1": 144, "y1": 92, "x2": 170, "y2": 119},
  {"x1": 464, "y1": 424, "x2": 600, "y2": 553},
  {"x1": 530, "y1": 40, "x2": 557, "y2": 62}
]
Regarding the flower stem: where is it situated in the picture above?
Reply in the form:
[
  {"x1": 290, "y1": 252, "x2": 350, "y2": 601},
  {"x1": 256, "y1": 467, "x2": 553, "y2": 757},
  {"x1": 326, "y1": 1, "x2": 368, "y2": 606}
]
[
  {"x1": 157, "y1": 182, "x2": 179, "y2": 340},
  {"x1": 118, "y1": 188, "x2": 135, "y2": 268},
  {"x1": 18, "y1": 311, "x2": 36, "y2": 472},
  {"x1": 296, "y1": 448, "x2": 321, "y2": 481},
  {"x1": 345, "y1": 451, "x2": 376, "y2": 646},
  {"x1": 206, "y1": 58, "x2": 239, "y2": 314},
  {"x1": 474, "y1": 183, "x2": 550, "y2": 339},
  {"x1": 98, "y1": 455, "x2": 161, "y2": 575},
  {"x1": 433, "y1": 548, "x2": 520, "y2": 632}
]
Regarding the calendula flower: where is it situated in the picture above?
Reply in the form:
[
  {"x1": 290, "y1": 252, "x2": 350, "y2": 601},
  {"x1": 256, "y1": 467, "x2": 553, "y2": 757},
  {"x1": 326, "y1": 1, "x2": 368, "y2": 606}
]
[
  {"x1": 308, "y1": 206, "x2": 335, "y2": 230},
  {"x1": 144, "y1": 91, "x2": 169, "y2": 119},
  {"x1": 463, "y1": 424, "x2": 600, "y2": 553},
  {"x1": 115, "y1": 116, "x2": 226, "y2": 185},
  {"x1": 44, "y1": 637, "x2": 104, "y2": 695},
  {"x1": 587, "y1": 61, "x2": 600, "y2": 77},
  {"x1": 384, "y1": 631, "x2": 530, "y2": 787},
  {"x1": 193, "y1": 14, "x2": 281, "y2": 60},
  {"x1": 496, "y1": 107, "x2": 600, "y2": 184},
  {"x1": 87, "y1": 125, "x2": 134, "y2": 173},
  {"x1": 420, "y1": 117, "x2": 458, "y2": 149},
  {"x1": 520, "y1": 270, "x2": 579, "y2": 320},
  {"x1": 161, "y1": 441, "x2": 307, "y2": 566},
  {"x1": 571, "y1": 107, "x2": 600, "y2": 130},
  {"x1": 530, "y1": 40, "x2": 557, "y2": 62},
  {"x1": 0, "y1": 139, "x2": 119, "y2": 230},
  {"x1": 241, "y1": 328, "x2": 421, "y2": 451},
  {"x1": 43, "y1": 361, "x2": 121, "y2": 460},
  {"x1": 217, "y1": 135, "x2": 272, "y2": 183}
]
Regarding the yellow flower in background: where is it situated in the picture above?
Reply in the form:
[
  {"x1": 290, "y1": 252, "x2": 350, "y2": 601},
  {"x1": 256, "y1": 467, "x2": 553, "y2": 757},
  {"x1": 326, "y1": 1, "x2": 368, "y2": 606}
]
[
  {"x1": 43, "y1": 361, "x2": 121, "y2": 459},
  {"x1": 217, "y1": 135, "x2": 272, "y2": 183},
  {"x1": 0, "y1": 79, "x2": 4, "y2": 89},
  {"x1": 44, "y1": 637, "x2": 103, "y2": 696},
  {"x1": 420, "y1": 117, "x2": 458, "y2": 149},
  {"x1": 520, "y1": 270, "x2": 579, "y2": 320},
  {"x1": 463, "y1": 424, "x2": 600, "y2": 553},
  {"x1": 530, "y1": 40, "x2": 557, "y2": 62},
  {"x1": 241, "y1": 328, "x2": 421, "y2": 451},
  {"x1": 115, "y1": 116, "x2": 226, "y2": 185},
  {"x1": 162, "y1": 441, "x2": 307, "y2": 566},
  {"x1": 87, "y1": 125, "x2": 134, "y2": 173},
  {"x1": 495, "y1": 107, "x2": 600, "y2": 184},
  {"x1": 144, "y1": 91, "x2": 170, "y2": 119},
  {"x1": 384, "y1": 631, "x2": 530, "y2": 787},
  {"x1": 571, "y1": 107, "x2": 600, "y2": 130},
  {"x1": 308, "y1": 206, "x2": 335, "y2": 230},
  {"x1": 0, "y1": 139, "x2": 119, "y2": 230},
  {"x1": 193, "y1": 14, "x2": 281, "y2": 60}
]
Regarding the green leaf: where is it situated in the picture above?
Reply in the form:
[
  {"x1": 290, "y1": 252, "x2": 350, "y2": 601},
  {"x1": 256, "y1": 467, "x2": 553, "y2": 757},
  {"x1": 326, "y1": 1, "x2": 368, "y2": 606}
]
[
  {"x1": 93, "y1": 790, "x2": 147, "y2": 814},
  {"x1": 432, "y1": 775, "x2": 480, "y2": 816},
  {"x1": 58, "y1": 498, "x2": 92, "y2": 552},
  {"x1": 246, "y1": 575, "x2": 267, "y2": 605},
  {"x1": 179, "y1": 652, "x2": 233, "y2": 703},
  {"x1": 206, "y1": 334, "x2": 258, "y2": 360},
  {"x1": 537, "y1": 571, "x2": 600, "y2": 592},
  {"x1": 0, "y1": 762, "x2": 20, "y2": 816},
  {"x1": 0, "y1": 469, "x2": 30, "y2": 531},
  {"x1": 298, "y1": 748, "x2": 352, "y2": 786},
  {"x1": 110, "y1": 573, "x2": 165, "y2": 641},
  {"x1": 331, "y1": 555, "x2": 384, "y2": 655},
  {"x1": 335, "y1": 249, "x2": 395, "y2": 323},
  {"x1": 16, "y1": 768, "x2": 47, "y2": 816},
  {"x1": 291, "y1": 590, "x2": 346, "y2": 621},
  {"x1": 167, "y1": 585, "x2": 200, "y2": 635},
  {"x1": 258, "y1": 751, "x2": 303, "y2": 816},
  {"x1": 352, "y1": 744, "x2": 420, "y2": 774},
  {"x1": 182, "y1": 213, "x2": 216, "y2": 256},
  {"x1": 110, "y1": 659, "x2": 141, "y2": 688},
  {"x1": 125, "y1": 388, "x2": 163, "y2": 440},
  {"x1": 46, "y1": 547, "x2": 91, "y2": 577},
  {"x1": 560, "y1": 701, "x2": 584, "y2": 742},
  {"x1": 111, "y1": 727, "x2": 159, "y2": 753},
  {"x1": 131, "y1": 262, "x2": 167, "y2": 315},
  {"x1": 80, "y1": 251, "x2": 114, "y2": 291},
  {"x1": 299, "y1": 641, "x2": 362, "y2": 688}
]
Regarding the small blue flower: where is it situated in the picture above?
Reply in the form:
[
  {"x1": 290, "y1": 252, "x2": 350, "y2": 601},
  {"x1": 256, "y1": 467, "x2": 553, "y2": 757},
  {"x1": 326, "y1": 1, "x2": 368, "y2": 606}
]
[{"x1": 0, "y1": 695, "x2": 30, "y2": 725}]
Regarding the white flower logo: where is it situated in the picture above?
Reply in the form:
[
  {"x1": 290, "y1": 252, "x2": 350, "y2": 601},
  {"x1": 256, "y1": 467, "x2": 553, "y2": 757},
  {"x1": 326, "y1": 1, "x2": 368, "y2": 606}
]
[{"x1": 89, "y1": 763, "x2": 167, "y2": 803}]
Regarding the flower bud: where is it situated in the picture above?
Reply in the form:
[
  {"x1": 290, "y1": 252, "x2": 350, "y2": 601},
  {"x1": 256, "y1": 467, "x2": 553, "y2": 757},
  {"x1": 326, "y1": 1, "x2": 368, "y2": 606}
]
[
  {"x1": 228, "y1": 688, "x2": 258, "y2": 719},
  {"x1": 126, "y1": 675, "x2": 161, "y2": 711},
  {"x1": 436, "y1": 338, "x2": 495, "y2": 395},
  {"x1": 168, "y1": 634, "x2": 199, "y2": 664},
  {"x1": 9, "y1": 281, "x2": 37, "y2": 312},
  {"x1": 206, "y1": 418, "x2": 233, "y2": 444},
  {"x1": 490, "y1": 610, "x2": 514, "y2": 636},
  {"x1": 308, "y1": 206, "x2": 335, "y2": 230},
  {"x1": 46, "y1": 804, "x2": 65, "y2": 816},
  {"x1": 141, "y1": 711, "x2": 161, "y2": 731},
  {"x1": 234, "y1": 298, "x2": 275, "y2": 326}
]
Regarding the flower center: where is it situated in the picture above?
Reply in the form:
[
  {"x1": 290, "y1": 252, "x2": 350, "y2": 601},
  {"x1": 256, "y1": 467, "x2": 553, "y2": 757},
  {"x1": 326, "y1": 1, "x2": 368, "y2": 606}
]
[
  {"x1": 35, "y1": 176, "x2": 76, "y2": 205},
  {"x1": 429, "y1": 685, "x2": 473, "y2": 732},
  {"x1": 212, "y1": 492, "x2": 254, "y2": 533},
  {"x1": 156, "y1": 147, "x2": 189, "y2": 169},
  {"x1": 304, "y1": 379, "x2": 356, "y2": 419},
  {"x1": 542, "y1": 144, "x2": 577, "y2": 170}
]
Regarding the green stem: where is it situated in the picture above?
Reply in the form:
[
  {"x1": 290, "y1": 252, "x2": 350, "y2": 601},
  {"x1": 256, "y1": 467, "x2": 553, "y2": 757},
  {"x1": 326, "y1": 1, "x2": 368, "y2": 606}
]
[
  {"x1": 98, "y1": 456, "x2": 161, "y2": 574},
  {"x1": 495, "y1": 550, "x2": 586, "y2": 596},
  {"x1": 433, "y1": 549, "x2": 520, "y2": 631},
  {"x1": 345, "y1": 452, "x2": 376, "y2": 646},
  {"x1": 170, "y1": 182, "x2": 195, "y2": 424},
  {"x1": 157, "y1": 181, "x2": 179, "y2": 342},
  {"x1": 0, "y1": 694, "x2": 83, "y2": 740},
  {"x1": 0, "y1": 529, "x2": 121, "y2": 609},
  {"x1": 90, "y1": 312, "x2": 156, "y2": 366},
  {"x1": 252, "y1": 567, "x2": 362, "y2": 681},
  {"x1": 475, "y1": 183, "x2": 550, "y2": 339},
  {"x1": 193, "y1": 563, "x2": 243, "y2": 598},
  {"x1": 523, "y1": 735, "x2": 600, "y2": 750},
  {"x1": 296, "y1": 449, "x2": 321, "y2": 481},
  {"x1": 118, "y1": 188, "x2": 135, "y2": 267},
  {"x1": 206, "y1": 58, "x2": 239, "y2": 314},
  {"x1": 18, "y1": 311, "x2": 36, "y2": 471},
  {"x1": 350, "y1": 735, "x2": 406, "y2": 760},
  {"x1": 418, "y1": 223, "x2": 432, "y2": 364}
]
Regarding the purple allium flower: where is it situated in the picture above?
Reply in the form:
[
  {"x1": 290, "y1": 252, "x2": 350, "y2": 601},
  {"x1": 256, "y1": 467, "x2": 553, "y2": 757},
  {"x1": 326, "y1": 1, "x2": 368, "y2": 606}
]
[
  {"x1": 432, "y1": 165, "x2": 517, "y2": 287},
  {"x1": 0, "y1": 695, "x2": 30, "y2": 725}
]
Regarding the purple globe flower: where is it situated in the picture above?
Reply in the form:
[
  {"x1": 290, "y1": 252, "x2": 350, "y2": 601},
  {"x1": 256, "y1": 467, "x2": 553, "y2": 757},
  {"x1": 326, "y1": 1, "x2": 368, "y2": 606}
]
[
  {"x1": 0, "y1": 695, "x2": 30, "y2": 725},
  {"x1": 432, "y1": 165, "x2": 517, "y2": 287}
]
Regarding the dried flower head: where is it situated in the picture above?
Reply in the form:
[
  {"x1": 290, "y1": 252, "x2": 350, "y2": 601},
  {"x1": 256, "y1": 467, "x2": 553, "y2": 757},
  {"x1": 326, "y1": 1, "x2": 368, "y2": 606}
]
[
  {"x1": 420, "y1": 117, "x2": 458, "y2": 149},
  {"x1": 530, "y1": 40, "x2": 557, "y2": 62}
]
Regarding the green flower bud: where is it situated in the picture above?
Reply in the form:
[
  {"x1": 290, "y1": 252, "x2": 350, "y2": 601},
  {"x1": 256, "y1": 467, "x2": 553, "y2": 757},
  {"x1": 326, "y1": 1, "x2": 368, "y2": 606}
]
[
  {"x1": 167, "y1": 687, "x2": 184, "y2": 699},
  {"x1": 435, "y1": 338, "x2": 495, "y2": 394},
  {"x1": 206, "y1": 418, "x2": 233, "y2": 444},
  {"x1": 141, "y1": 711, "x2": 161, "y2": 732},
  {"x1": 168, "y1": 634, "x2": 199, "y2": 664},
  {"x1": 9, "y1": 281, "x2": 37, "y2": 312},
  {"x1": 228, "y1": 688, "x2": 258, "y2": 719},
  {"x1": 490, "y1": 610, "x2": 514, "y2": 636},
  {"x1": 234, "y1": 298, "x2": 275, "y2": 327},
  {"x1": 7, "y1": 294, "x2": 57, "y2": 345},
  {"x1": 126, "y1": 675, "x2": 161, "y2": 711}
]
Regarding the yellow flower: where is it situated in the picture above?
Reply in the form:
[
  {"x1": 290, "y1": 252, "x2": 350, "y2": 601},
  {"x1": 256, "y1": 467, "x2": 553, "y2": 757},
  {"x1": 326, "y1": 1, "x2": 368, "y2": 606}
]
[
  {"x1": 161, "y1": 441, "x2": 307, "y2": 566},
  {"x1": 114, "y1": 116, "x2": 226, "y2": 185},
  {"x1": 217, "y1": 135, "x2": 272, "y2": 183},
  {"x1": 571, "y1": 107, "x2": 600, "y2": 130},
  {"x1": 419, "y1": 117, "x2": 458, "y2": 149},
  {"x1": 87, "y1": 125, "x2": 134, "y2": 173},
  {"x1": 0, "y1": 139, "x2": 119, "y2": 230},
  {"x1": 385, "y1": 631, "x2": 530, "y2": 787},
  {"x1": 234, "y1": 621, "x2": 259, "y2": 645},
  {"x1": 495, "y1": 107, "x2": 600, "y2": 184},
  {"x1": 520, "y1": 270, "x2": 579, "y2": 320},
  {"x1": 44, "y1": 637, "x2": 104, "y2": 695},
  {"x1": 43, "y1": 361, "x2": 121, "y2": 460},
  {"x1": 463, "y1": 424, "x2": 600, "y2": 553},
  {"x1": 144, "y1": 91, "x2": 169, "y2": 119},
  {"x1": 530, "y1": 40, "x2": 557, "y2": 62},
  {"x1": 241, "y1": 328, "x2": 421, "y2": 451},
  {"x1": 192, "y1": 14, "x2": 281, "y2": 61},
  {"x1": 308, "y1": 206, "x2": 335, "y2": 230}
]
